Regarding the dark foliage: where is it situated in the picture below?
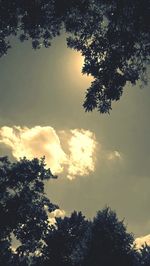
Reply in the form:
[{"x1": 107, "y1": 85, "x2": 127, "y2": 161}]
[
  {"x1": 83, "y1": 207, "x2": 138, "y2": 266},
  {"x1": 37, "y1": 211, "x2": 90, "y2": 266},
  {"x1": 0, "y1": 0, "x2": 149, "y2": 113},
  {"x1": 0, "y1": 157, "x2": 149, "y2": 265},
  {"x1": 0, "y1": 156, "x2": 57, "y2": 265},
  {"x1": 66, "y1": 0, "x2": 150, "y2": 113},
  {"x1": 139, "y1": 245, "x2": 150, "y2": 266}
]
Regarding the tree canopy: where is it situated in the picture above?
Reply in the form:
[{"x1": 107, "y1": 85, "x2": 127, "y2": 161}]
[
  {"x1": 0, "y1": 0, "x2": 149, "y2": 113},
  {"x1": 0, "y1": 156, "x2": 57, "y2": 265},
  {"x1": 0, "y1": 156, "x2": 149, "y2": 265},
  {"x1": 39, "y1": 211, "x2": 90, "y2": 266},
  {"x1": 83, "y1": 207, "x2": 137, "y2": 266},
  {"x1": 139, "y1": 245, "x2": 150, "y2": 266}
]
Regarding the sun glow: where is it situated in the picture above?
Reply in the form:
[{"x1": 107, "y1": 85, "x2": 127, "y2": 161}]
[
  {"x1": 65, "y1": 50, "x2": 94, "y2": 86},
  {"x1": 74, "y1": 52, "x2": 85, "y2": 71}
]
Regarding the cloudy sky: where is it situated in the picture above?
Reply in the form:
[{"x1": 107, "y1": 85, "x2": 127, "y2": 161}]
[{"x1": 0, "y1": 34, "x2": 150, "y2": 241}]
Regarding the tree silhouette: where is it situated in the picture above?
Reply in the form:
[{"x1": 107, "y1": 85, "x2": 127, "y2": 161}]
[
  {"x1": 0, "y1": 0, "x2": 149, "y2": 113},
  {"x1": 139, "y1": 245, "x2": 150, "y2": 266},
  {"x1": 66, "y1": 0, "x2": 150, "y2": 113},
  {"x1": 38, "y1": 211, "x2": 90, "y2": 266},
  {"x1": 0, "y1": 157, "x2": 148, "y2": 265},
  {"x1": 0, "y1": 156, "x2": 57, "y2": 265},
  {"x1": 83, "y1": 207, "x2": 138, "y2": 266}
]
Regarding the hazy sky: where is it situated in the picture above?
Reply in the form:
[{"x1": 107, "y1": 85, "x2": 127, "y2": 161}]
[{"x1": 0, "y1": 34, "x2": 150, "y2": 238}]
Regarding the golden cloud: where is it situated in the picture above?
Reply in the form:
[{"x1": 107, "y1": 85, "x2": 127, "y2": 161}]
[
  {"x1": 48, "y1": 209, "x2": 66, "y2": 225},
  {"x1": 0, "y1": 126, "x2": 97, "y2": 180},
  {"x1": 67, "y1": 129, "x2": 97, "y2": 180},
  {"x1": 0, "y1": 126, "x2": 67, "y2": 173},
  {"x1": 134, "y1": 234, "x2": 150, "y2": 249},
  {"x1": 107, "y1": 150, "x2": 122, "y2": 161}
]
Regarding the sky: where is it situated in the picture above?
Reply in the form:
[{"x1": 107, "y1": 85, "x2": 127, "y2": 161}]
[{"x1": 0, "y1": 34, "x2": 150, "y2": 242}]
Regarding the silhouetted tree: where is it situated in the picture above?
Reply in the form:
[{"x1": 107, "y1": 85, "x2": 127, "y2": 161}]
[
  {"x1": 139, "y1": 245, "x2": 150, "y2": 266},
  {"x1": 66, "y1": 0, "x2": 150, "y2": 113},
  {"x1": 0, "y1": 157, "x2": 148, "y2": 265},
  {"x1": 0, "y1": 238, "x2": 14, "y2": 266},
  {"x1": 0, "y1": 0, "x2": 149, "y2": 113},
  {"x1": 38, "y1": 206, "x2": 141, "y2": 266},
  {"x1": 83, "y1": 207, "x2": 138, "y2": 266},
  {"x1": 37, "y1": 211, "x2": 90, "y2": 266},
  {"x1": 0, "y1": 156, "x2": 57, "y2": 265}
]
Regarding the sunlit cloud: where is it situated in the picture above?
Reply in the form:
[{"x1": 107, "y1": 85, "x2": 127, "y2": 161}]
[
  {"x1": 134, "y1": 234, "x2": 150, "y2": 249},
  {"x1": 67, "y1": 129, "x2": 97, "y2": 180},
  {"x1": 48, "y1": 209, "x2": 66, "y2": 225},
  {"x1": 0, "y1": 126, "x2": 97, "y2": 180},
  {"x1": 0, "y1": 126, "x2": 67, "y2": 173},
  {"x1": 0, "y1": 126, "x2": 123, "y2": 179},
  {"x1": 107, "y1": 150, "x2": 122, "y2": 161}
]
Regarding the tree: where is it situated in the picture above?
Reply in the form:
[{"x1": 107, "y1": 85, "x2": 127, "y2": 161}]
[
  {"x1": 66, "y1": 0, "x2": 150, "y2": 113},
  {"x1": 0, "y1": 158, "x2": 143, "y2": 266},
  {"x1": 0, "y1": 0, "x2": 149, "y2": 113},
  {"x1": 38, "y1": 211, "x2": 90, "y2": 266},
  {"x1": 139, "y1": 245, "x2": 150, "y2": 266},
  {"x1": 83, "y1": 207, "x2": 138, "y2": 266},
  {"x1": 0, "y1": 156, "x2": 58, "y2": 265}
]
